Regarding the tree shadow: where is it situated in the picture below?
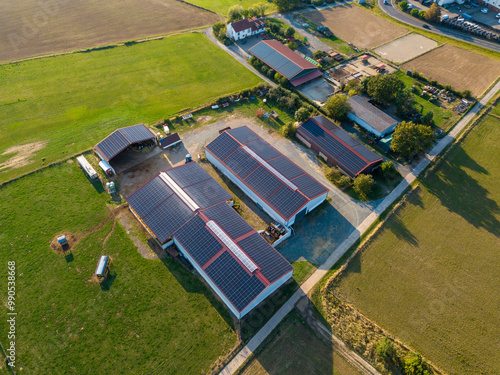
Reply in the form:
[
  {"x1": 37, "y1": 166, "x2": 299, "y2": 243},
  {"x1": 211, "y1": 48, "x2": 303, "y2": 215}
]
[
  {"x1": 389, "y1": 215, "x2": 419, "y2": 247},
  {"x1": 100, "y1": 270, "x2": 117, "y2": 291}
]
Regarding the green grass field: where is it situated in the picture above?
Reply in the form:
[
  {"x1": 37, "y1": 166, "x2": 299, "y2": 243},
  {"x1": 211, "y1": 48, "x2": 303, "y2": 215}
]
[
  {"x1": 183, "y1": 0, "x2": 276, "y2": 16},
  {"x1": 331, "y1": 110, "x2": 500, "y2": 374},
  {"x1": 0, "y1": 32, "x2": 261, "y2": 183},
  {"x1": 0, "y1": 161, "x2": 237, "y2": 374}
]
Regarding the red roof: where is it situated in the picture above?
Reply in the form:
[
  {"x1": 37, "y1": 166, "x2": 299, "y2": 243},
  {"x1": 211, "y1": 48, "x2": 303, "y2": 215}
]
[
  {"x1": 290, "y1": 69, "x2": 323, "y2": 87},
  {"x1": 261, "y1": 40, "x2": 317, "y2": 70},
  {"x1": 231, "y1": 18, "x2": 265, "y2": 33}
]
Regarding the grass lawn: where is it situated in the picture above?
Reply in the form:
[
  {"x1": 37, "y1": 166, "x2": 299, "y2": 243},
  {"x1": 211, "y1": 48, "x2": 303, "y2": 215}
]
[
  {"x1": 396, "y1": 70, "x2": 460, "y2": 132},
  {"x1": 236, "y1": 309, "x2": 361, "y2": 375},
  {"x1": 330, "y1": 111, "x2": 500, "y2": 374},
  {"x1": 183, "y1": 0, "x2": 277, "y2": 16},
  {"x1": 0, "y1": 32, "x2": 262, "y2": 183},
  {"x1": 0, "y1": 161, "x2": 237, "y2": 374}
]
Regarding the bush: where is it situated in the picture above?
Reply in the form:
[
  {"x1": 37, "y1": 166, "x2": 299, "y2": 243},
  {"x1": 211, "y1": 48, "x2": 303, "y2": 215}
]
[
  {"x1": 410, "y1": 8, "x2": 419, "y2": 17},
  {"x1": 422, "y1": 111, "x2": 433, "y2": 125},
  {"x1": 400, "y1": 1, "x2": 408, "y2": 11},
  {"x1": 337, "y1": 175, "x2": 352, "y2": 189},
  {"x1": 461, "y1": 89, "x2": 471, "y2": 99},
  {"x1": 267, "y1": 69, "x2": 275, "y2": 78},
  {"x1": 281, "y1": 122, "x2": 296, "y2": 138},
  {"x1": 324, "y1": 94, "x2": 351, "y2": 121},
  {"x1": 403, "y1": 353, "x2": 431, "y2": 375},
  {"x1": 285, "y1": 26, "x2": 295, "y2": 38},
  {"x1": 380, "y1": 161, "x2": 398, "y2": 179},
  {"x1": 419, "y1": 10, "x2": 426, "y2": 18},
  {"x1": 325, "y1": 166, "x2": 342, "y2": 182},
  {"x1": 287, "y1": 41, "x2": 298, "y2": 50},
  {"x1": 261, "y1": 65, "x2": 269, "y2": 74},
  {"x1": 353, "y1": 174, "x2": 374, "y2": 198},
  {"x1": 228, "y1": 5, "x2": 244, "y2": 21},
  {"x1": 295, "y1": 107, "x2": 311, "y2": 122},
  {"x1": 375, "y1": 338, "x2": 396, "y2": 364}
]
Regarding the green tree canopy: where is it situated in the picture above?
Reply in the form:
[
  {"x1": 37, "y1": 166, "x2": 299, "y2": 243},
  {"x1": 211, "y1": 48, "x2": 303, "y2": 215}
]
[
  {"x1": 274, "y1": 0, "x2": 299, "y2": 12},
  {"x1": 353, "y1": 174, "x2": 375, "y2": 198},
  {"x1": 424, "y1": 3, "x2": 441, "y2": 23},
  {"x1": 228, "y1": 5, "x2": 244, "y2": 21},
  {"x1": 374, "y1": 338, "x2": 396, "y2": 363},
  {"x1": 249, "y1": 3, "x2": 268, "y2": 17},
  {"x1": 285, "y1": 26, "x2": 295, "y2": 38},
  {"x1": 325, "y1": 94, "x2": 351, "y2": 121},
  {"x1": 390, "y1": 121, "x2": 434, "y2": 158},
  {"x1": 365, "y1": 74, "x2": 405, "y2": 105},
  {"x1": 295, "y1": 107, "x2": 311, "y2": 122}
]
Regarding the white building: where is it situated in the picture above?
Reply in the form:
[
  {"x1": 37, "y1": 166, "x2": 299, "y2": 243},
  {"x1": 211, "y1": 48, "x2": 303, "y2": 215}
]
[
  {"x1": 478, "y1": 0, "x2": 500, "y2": 12},
  {"x1": 347, "y1": 95, "x2": 400, "y2": 138},
  {"x1": 226, "y1": 18, "x2": 266, "y2": 41}
]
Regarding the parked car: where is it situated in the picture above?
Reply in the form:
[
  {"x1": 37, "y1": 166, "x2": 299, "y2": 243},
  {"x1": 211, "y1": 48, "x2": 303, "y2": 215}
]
[
  {"x1": 384, "y1": 0, "x2": 388, "y2": 4},
  {"x1": 496, "y1": 13, "x2": 500, "y2": 18},
  {"x1": 423, "y1": 24, "x2": 430, "y2": 29},
  {"x1": 481, "y1": 8, "x2": 488, "y2": 13},
  {"x1": 241, "y1": 39, "x2": 247, "y2": 44}
]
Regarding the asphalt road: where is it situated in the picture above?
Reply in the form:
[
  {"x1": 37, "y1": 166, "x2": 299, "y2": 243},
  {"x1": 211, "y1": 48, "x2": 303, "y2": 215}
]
[{"x1": 379, "y1": 0, "x2": 500, "y2": 52}]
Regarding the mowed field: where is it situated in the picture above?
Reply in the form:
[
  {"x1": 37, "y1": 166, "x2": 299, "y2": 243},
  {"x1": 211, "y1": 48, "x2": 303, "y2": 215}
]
[
  {"x1": 236, "y1": 310, "x2": 361, "y2": 375},
  {"x1": 0, "y1": 0, "x2": 221, "y2": 62},
  {"x1": 402, "y1": 44, "x2": 500, "y2": 97},
  {"x1": 304, "y1": 5, "x2": 407, "y2": 49},
  {"x1": 0, "y1": 161, "x2": 237, "y2": 374},
  {"x1": 0, "y1": 33, "x2": 262, "y2": 183},
  {"x1": 331, "y1": 109, "x2": 500, "y2": 374},
  {"x1": 184, "y1": 0, "x2": 276, "y2": 16}
]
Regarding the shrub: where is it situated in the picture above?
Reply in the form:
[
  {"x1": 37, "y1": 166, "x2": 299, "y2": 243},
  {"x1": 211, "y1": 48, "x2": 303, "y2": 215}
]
[
  {"x1": 380, "y1": 161, "x2": 398, "y2": 179},
  {"x1": 267, "y1": 69, "x2": 275, "y2": 78},
  {"x1": 422, "y1": 111, "x2": 433, "y2": 125},
  {"x1": 410, "y1": 8, "x2": 419, "y2": 17},
  {"x1": 261, "y1": 65, "x2": 269, "y2": 74},
  {"x1": 375, "y1": 338, "x2": 396, "y2": 364},
  {"x1": 400, "y1": 1, "x2": 408, "y2": 11},
  {"x1": 287, "y1": 41, "x2": 298, "y2": 50},
  {"x1": 324, "y1": 94, "x2": 351, "y2": 121},
  {"x1": 353, "y1": 174, "x2": 375, "y2": 198},
  {"x1": 461, "y1": 89, "x2": 471, "y2": 99},
  {"x1": 295, "y1": 107, "x2": 311, "y2": 122},
  {"x1": 228, "y1": 5, "x2": 244, "y2": 21},
  {"x1": 403, "y1": 353, "x2": 431, "y2": 375},
  {"x1": 337, "y1": 175, "x2": 352, "y2": 189},
  {"x1": 281, "y1": 122, "x2": 296, "y2": 138},
  {"x1": 419, "y1": 10, "x2": 426, "y2": 18},
  {"x1": 285, "y1": 26, "x2": 295, "y2": 38}
]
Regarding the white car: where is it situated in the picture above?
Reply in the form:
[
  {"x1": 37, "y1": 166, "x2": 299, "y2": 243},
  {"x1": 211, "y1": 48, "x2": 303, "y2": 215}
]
[
  {"x1": 496, "y1": 13, "x2": 500, "y2": 18},
  {"x1": 481, "y1": 8, "x2": 488, "y2": 13}
]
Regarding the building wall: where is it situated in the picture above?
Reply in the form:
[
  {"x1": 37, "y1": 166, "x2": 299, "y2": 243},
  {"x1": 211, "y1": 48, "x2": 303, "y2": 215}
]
[
  {"x1": 226, "y1": 24, "x2": 252, "y2": 41},
  {"x1": 347, "y1": 113, "x2": 398, "y2": 138}
]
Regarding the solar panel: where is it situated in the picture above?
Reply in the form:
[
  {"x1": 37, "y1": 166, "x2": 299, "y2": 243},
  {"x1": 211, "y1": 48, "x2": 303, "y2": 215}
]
[
  {"x1": 159, "y1": 172, "x2": 199, "y2": 211},
  {"x1": 120, "y1": 124, "x2": 154, "y2": 143},
  {"x1": 245, "y1": 166, "x2": 283, "y2": 199},
  {"x1": 224, "y1": 148, "x2": 260, "y2": 179},
  {"x1": 202, "y1": 203, "x2": 253, "y2": 240},
  {"x1": 206, "y1": 221, "x2": 258, "y2": 273},
  {"x1": 165, "y1": 162, "x2": 211, "y2": 188},
  {"x1": 238, "y1": 233, "x2": 293, "y2": 283},
  {"x1": 291, "y1": 174, "x2": 328, "y2": 199},
  {"x1": 183, "y1": 178, "x2": 232, "y2": 208},
  {"x1": 267, "y1": 156, "x2": 305, "y2": 180},
  {"x1": 301, "y1": 119, "x2": 325, "y2": 138},
  {"x1": 174, "y1": 216, "x2": 223, "y2": 266},
  {"x1": 245, "y1": 139, "x2": 282, "y2": 161},
  {"x1": 249, "y1": 42, "x2": 303, "y2": 79},
  {"x1": 205, "y1": 132, "x2": 240, "y2": 161},
  {"x1": 267, "y1": 186, "x2": 308, "y2": 219},
  {"x1": 127, "y1": 176, "x2": 174, "y2": 217},
  {"x1": 95, "y1": 131, "x2": 130, "y2": 161},
  {"x1": 205, "y1": 251, "x2": 265, "y2": 312},
  {"x1": 352, "y1": 144, "x2": 382, "y2": 162},
  {"x1": 336, "y1": 151, "x2": 367, "y2": 175},
  {"x1": 243, "y1": 146, "x2": 298, "y2": 191},
  {"x1": 227, "y1": 127, "x2": 260, "y2": 144}
]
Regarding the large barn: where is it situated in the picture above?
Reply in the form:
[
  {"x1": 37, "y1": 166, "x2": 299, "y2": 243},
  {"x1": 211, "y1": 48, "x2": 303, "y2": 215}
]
[
  {"x1": 126, "y1": 162, "x2": 293, "y2": 319},
  {"x1": 205, "y1": 126, "x2": 329, "y2": 227},
  {"x1": 249, "y1": 40, "x2": 323, "y2": 87},
  {"x1": 297, "y1": 116, "x2": 382, "y2": 178},
  {"x1": 347, "y1": 96, "x2": 400, "y2": 138}
]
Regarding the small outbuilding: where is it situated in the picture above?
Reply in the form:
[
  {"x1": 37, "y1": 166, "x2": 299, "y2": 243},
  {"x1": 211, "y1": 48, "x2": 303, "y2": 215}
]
[
  {"x1": 347, "y1": 96, "x2": 400, "y2": 138},
  {"x1": 95, "y1": 255, "x2": 109, "y2": 278}
]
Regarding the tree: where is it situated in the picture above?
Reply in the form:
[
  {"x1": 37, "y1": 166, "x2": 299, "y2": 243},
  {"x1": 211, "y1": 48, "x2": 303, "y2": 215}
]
[
  {"x1": 422, "y1": 111, "x2": 433, "y2": 125},
  {"x1": 281, "y1": 122, "x2": 296, "y2": 138},
  {"x1": 295, "y1": 107, "x2": 311, "y2": 122},
  {"x1": 419, "y1": 10, "x2": 426, "y2": 18},
  {"x1": 285, "y1": 26, "x2": 295, "y2": 38},
  {"x1": 380, "y1": 161, "x2": 398, "y2": 179},
  {"x1": 325, "y1": 94, "x2": 351, "y2": 121},
  {"x1": 287, "y1": 41, "x2": 298, "y2": 50},
  {"x1": 365, "y1": 74, "x2": 406, "y2": 105},
  {"x1": 410, "y1": 8, "x2": 419, "y2": 17},
  {"x1": 394, "y1": 87, "x2": 415, "y2": 118},
  {"x1": 424, "y1": 3, "x2": 441, "y2": 23},
  {"x1": 403, "y1": 353, "x2": 431, "y2": 375},
  {"x1": 228, "y1": 5, "x2": 244, "y2": 21},
  {"x1": 400, "y1": 1, "x2": 408, "y2": 11},
  {"x1": 390, "y1": 121, "x2": 434, "y2": 158},
  {"x1": 273, "y1": 0, "x2": 300, "y2": 12},
  {"x1": 353, "y1": 174, "x2": 374, "y2": 198},
  {"x1": 374, "y1": 338, "x2": 396, "y2": 364}
]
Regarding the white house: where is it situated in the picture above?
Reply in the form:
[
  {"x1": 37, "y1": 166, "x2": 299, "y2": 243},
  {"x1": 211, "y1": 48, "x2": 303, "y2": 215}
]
[{"x1": 226, "y1": 18, "x2": 266, "y2": 41}]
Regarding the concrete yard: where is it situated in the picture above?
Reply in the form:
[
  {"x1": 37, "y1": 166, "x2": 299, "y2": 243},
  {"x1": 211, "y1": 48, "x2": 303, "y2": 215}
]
[
  {"x1": 299, "y1": 78, "x2": 337, "y2": 103},
  {"x1": 374, "y1": 33, "x2": 438, "y2": 63}
]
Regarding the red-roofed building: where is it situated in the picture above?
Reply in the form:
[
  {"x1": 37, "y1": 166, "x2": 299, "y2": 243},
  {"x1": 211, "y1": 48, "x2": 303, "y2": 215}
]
[{"x1": 227, "y1": 17, "x2": 266, "y2": 41}]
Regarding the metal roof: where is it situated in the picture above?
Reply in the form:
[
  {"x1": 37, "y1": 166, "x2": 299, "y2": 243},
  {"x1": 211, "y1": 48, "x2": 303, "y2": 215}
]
[
  {"x1": 297, "y1": 116, "x2": 382, "y2": 177},
  {"x1": 205, "y1": 126, "x2": 329, "y2": 221},
  {"x1": 95, "y1": 124, "x2": 155, "y2": 161},
  {"x1": 347, "y1": 96, "x2": 399, "y2": 134}
]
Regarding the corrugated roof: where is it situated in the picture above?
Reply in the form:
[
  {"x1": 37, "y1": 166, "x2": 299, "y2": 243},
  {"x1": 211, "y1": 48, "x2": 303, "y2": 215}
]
[
  {"x1": 297, "y1": 116, "x2": 382, "y2": 177},
  {"x1": 95, "y1": 124, "x2": 155, "y2": 161},
  {"x1": 205, "y1": 126, "x2": 328, "y2": 220},
  {"x1": 348, "y1": 96, "x2": 399, "y2": 134},
  {"x1": 290, "y1": 69, "x2": 323, "y2": 87}
]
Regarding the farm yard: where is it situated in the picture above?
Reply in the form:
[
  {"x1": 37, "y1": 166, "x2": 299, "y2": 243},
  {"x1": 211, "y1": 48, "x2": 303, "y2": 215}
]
[
  {"x1": 327, "y1": 106, "x2": 500, "y2": 374},
  {"x1": 374, "y1": 34, "x2": 438, "y2": 64},
  {"x1": 304, "y1": 5, "x2": 407, "y2": 49},
  {"x1": 0, "y1": 33, "x2": 262, "y2": 183},
  {"x1": 0, "y1": 0, "x2": 221, "y2": 62},
  {"x1": 0, "y1": 161, "x2": 237, "y2": 374},
  {"x1": 401, "y1": 44, "x2": 500, "y2": 97}
]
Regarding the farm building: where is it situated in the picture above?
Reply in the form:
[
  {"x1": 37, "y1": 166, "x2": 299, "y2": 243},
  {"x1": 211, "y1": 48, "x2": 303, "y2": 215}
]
[
  {"x1": 297, "y1": 116, "x2": 382, "y2": 178},
  {"x1": 249, "y1": 40, "x2": 323, "y2": 87},
  {"x1": 226, "y1": 17, "x2": 266, "y2": 41},
  {"x1": 347, "y1": 96, "x2": 400, "y2": 138},
  {"x1": 94, "y1": 124, "x2": 156, "y2": 162},
  {"x1": 478, "y1": 0, "x2": 500, "y2": 12},
  {"x1": 126, "y1": 162, "x2": 293, "y2": 319},
  {"x1": 205, "y1": 126, "x2": 329, "y2": 227}
]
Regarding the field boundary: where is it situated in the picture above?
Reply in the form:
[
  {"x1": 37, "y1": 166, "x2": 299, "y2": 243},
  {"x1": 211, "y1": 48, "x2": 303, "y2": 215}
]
[{"x1": 372, "y1": 33, "x2": 443, "y2": 65}]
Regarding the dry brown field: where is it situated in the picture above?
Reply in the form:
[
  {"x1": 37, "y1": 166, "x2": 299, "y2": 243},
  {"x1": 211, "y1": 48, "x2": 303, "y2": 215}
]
[
  {"x1": 305, "y1": 5, "x2": 407, "y2": 49},
  {"x1": 0, "y1": 0, "x2": 221, "y2": 62},
  {"x1": 402, "y1": 44, "x2": 500, "y2": 97}
]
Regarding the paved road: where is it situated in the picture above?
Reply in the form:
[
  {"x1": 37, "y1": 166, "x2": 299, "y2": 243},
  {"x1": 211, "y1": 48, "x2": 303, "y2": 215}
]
[
  {"x1": 379, "y1": 0, "x2": 500, "y2": 52},
  {"x1": 219, "y1": 79, "x2": 500, "y2": 375}
]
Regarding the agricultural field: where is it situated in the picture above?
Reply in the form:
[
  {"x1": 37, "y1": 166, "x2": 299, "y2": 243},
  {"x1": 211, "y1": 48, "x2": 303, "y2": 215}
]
[
  {"x1": 0, "y1": 0, "x2": 220, "y2": 62},
  {"x1": 374, "y1": 33, "x2": 438, "y2": 64},
  {"x1": 237, "y1": 309, "x2": 361, "y2": 375},
  {"x1": 304, "y1": 5, "x2": 407, "y2": 49},
  {"x1": 329, "y1": 108, "x2": 500, "y2": 374},
  {"x1": 0, "y1": 161, "x2": 237, "y2": 374},
  {"x1": 402, "y1": 44, "x2": 500, "y2": 97},
  {"x1": 0, "y1": 33, "x2": 262, "y2": 183},
  {"x1": 183, "y1": 0, "x2": 276, "y2": 16}
]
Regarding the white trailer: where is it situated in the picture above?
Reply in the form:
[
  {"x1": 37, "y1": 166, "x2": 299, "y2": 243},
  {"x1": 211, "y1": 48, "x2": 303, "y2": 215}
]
[{"x1": 76, "y1": 155, "x2": 98, "y2": 180}]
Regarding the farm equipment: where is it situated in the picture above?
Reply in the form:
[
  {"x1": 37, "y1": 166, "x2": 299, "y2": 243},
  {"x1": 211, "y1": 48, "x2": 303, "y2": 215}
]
[
  {"x1": 266, "y1": 222, "x2": 286, "y2": 239},
  {"x1": 57, "y1": 235, "x2": 68, "y2": 247},
  {"x1": 185, "y1": 154, "x2": 192, "y2": 163}
]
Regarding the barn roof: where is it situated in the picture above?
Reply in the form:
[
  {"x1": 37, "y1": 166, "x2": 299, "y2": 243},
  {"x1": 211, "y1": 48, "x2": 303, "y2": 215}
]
[
  {"x1": 95, "y1": 124, "x2": 155, "y2": 161},
  {"x1": 348, "y1": 96, "x2": 399, "y2": 134},
  {"x1": 205, "y1": 126, "x2": 328, "y2": 221}
]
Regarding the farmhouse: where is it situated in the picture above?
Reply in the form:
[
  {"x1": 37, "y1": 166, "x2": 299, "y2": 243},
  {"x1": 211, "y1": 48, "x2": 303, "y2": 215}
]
[
  {"x1": 249, "y1": 40, "x2": 323, "y2": 87},
  {"x1": 205, "y1": 126, "x2": 329, "y2": 227},
  {"x1": 227, "y1": 17, "x2": 266, "y2": 41},
  {"x1": 94, "y1": 124, "x2": 156, "y2": 162},
  {"x1": 347, "y1": 96, "x2": 400, "y2": 138},
  {"x1": 297, "y1": 116, "x2": 382, "y2": 178},
  {"x1": 126, "y1": 162, "x2": 293, "y2": 319}
]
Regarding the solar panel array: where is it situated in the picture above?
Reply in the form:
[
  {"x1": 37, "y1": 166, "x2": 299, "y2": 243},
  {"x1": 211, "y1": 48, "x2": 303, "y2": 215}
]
[
  {"x1": 205, "y1": 126, "x2": 328, "y2": 220},
  {"x1": 298, "y1": 117, "x2": 382, "y2": 177},
  {"x1": 95, "y1": 124, "x2": 155, "y2": 161},
  {"x1": 203, "y1": 203, "x2": 253, "y2": 239},
  {"x1": 205, "y1": 252, "x2": 266, "y2": 312}
]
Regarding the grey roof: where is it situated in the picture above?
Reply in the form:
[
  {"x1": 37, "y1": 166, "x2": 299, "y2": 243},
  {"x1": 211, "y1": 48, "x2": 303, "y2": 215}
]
[
  {"x1": 348, "y1": 96, "x2": 399, "y2": 134},
  {"x1": 95, "y1": 124, "x2": 155, "y2": 161},
  {"x1": 249, "y1": 42, "x2": 303, "y2": 79}
]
